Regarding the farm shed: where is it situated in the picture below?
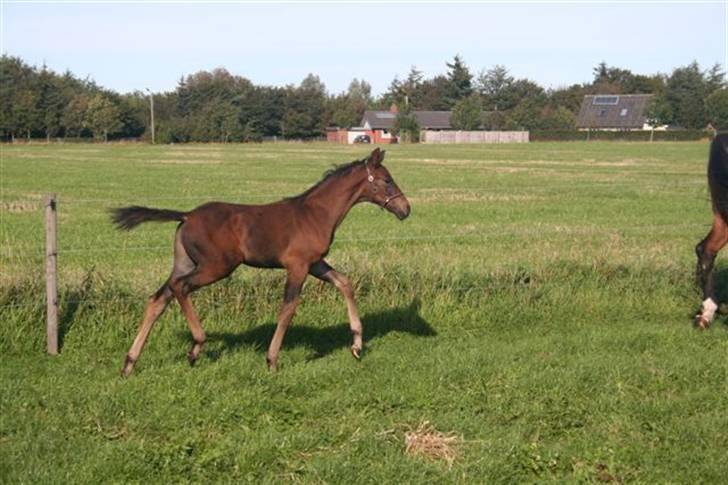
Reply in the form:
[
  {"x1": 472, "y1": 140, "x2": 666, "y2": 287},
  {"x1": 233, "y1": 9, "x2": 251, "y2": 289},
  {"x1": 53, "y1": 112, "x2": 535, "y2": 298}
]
[{"x1": 576, "y1": 94, "x2": 653, "y2": 130}]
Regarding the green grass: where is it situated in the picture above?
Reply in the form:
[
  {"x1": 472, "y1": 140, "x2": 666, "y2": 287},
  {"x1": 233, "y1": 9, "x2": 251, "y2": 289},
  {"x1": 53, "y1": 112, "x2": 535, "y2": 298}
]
[{"x1": 2, "y1": 140, "x2": 728, "y2": 482}]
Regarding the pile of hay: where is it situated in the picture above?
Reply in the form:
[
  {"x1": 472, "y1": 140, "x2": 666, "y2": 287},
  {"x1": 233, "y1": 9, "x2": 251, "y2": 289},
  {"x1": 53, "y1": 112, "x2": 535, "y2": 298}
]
[{"x1": 404, "y1": 421, "x2": 460, "y2": 467}]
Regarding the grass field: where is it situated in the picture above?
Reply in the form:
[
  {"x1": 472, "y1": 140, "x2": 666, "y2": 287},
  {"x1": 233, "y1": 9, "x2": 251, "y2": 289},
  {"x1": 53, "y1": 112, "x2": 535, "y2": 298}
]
[{"x1": 2, "y1": 140, "x2": 728, "y2": 482}]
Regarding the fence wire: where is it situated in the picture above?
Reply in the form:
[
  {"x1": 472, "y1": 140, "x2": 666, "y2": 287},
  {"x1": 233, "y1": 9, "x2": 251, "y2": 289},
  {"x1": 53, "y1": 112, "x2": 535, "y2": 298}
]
[
  {"x1": 0, "y1": 183, "x2": 713, "y2": 313},
  {"x1": 0, "y1": 219, "x2": 712, "y2": 258}
]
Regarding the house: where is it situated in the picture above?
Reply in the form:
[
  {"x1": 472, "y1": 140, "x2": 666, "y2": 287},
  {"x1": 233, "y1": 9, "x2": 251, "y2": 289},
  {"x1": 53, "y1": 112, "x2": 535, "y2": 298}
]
[
  {"x1": 358, "y1": 106, "x2": 458, "y2": 144},
  {"x1": 327, "y1": 105, "x2": 500, "y2": 144},
  {"x1": 359, "y1": 110, "x2": 398, "y2": 144},
  {"x1": 576, "y1": 94, "x2": 654, "y2": 130}
]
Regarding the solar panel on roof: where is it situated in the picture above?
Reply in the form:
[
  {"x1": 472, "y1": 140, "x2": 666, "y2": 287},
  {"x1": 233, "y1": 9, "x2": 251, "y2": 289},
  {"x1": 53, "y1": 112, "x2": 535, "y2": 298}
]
[{"x1": 593, "y1": 96, "x2": 619, "y2": 105}]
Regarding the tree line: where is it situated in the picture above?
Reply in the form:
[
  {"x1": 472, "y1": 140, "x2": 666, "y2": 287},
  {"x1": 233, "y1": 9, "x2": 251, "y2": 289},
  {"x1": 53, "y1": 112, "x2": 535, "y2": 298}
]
[{"x1": 1, "y1": 54, "x2": 727, "y2": 143}]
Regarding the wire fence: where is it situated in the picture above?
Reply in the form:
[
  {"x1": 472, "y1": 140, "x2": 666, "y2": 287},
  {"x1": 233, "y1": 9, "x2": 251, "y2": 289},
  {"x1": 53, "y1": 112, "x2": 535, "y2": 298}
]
[
  {"x1": 0, "y1": 220, "x2": 712, "y2": 258},
  {"x1": 1, "y1": 177, "x2": 709, "y2": 207},
  {"x1": 1, "y1": 186, "x2": 712, "y2": 316}
]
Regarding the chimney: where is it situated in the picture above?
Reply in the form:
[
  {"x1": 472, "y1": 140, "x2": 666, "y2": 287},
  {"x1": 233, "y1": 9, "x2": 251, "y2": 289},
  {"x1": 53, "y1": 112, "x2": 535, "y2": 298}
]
[{"x1": 389, "y1": 103, "x2": 398, "y2": 113}]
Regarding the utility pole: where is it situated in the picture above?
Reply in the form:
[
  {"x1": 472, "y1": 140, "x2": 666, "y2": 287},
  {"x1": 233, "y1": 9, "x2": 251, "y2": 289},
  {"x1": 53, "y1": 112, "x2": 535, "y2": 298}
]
[{"x1": 145, "y1": 88, "x2": 156, "y2": 144}]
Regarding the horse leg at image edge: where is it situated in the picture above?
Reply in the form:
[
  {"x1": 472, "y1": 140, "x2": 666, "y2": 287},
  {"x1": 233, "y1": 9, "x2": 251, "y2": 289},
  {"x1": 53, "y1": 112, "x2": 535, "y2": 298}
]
[{"x1": 695, "y1": 213, "x2": 728, "y2": 328}]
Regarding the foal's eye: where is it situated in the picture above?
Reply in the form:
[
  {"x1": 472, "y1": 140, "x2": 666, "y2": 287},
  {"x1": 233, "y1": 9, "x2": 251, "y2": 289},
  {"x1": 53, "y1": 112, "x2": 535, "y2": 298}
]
[{"x1": 384, "y1": 177, "x2": 393, "y2": 185}]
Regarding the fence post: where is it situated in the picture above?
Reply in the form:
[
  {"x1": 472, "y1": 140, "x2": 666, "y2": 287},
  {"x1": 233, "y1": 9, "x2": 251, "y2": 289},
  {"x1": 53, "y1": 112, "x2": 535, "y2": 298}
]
[{"x1": 45, "y1": 193, "x2": 58, "y2": 355}]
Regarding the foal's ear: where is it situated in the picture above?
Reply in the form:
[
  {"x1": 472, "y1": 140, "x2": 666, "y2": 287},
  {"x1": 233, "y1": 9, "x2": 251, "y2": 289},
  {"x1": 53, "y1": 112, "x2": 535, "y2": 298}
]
[{"x1": 367, "y1": 147, "x2": 386, "y2": 167}]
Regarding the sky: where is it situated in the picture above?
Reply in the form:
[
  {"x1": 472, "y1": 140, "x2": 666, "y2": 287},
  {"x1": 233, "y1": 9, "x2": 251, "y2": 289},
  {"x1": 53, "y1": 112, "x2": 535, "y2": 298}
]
[{"x1": 1, "y1": 1, "x2": 727, "y2": 96}]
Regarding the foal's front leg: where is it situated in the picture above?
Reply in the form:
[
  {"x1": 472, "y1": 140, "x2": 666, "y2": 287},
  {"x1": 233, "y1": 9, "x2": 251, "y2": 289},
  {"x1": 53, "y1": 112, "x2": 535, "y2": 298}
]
[
  {"x1": 310, "y1": 260, "x2": 363, "y2": 359},
  {"x1": 266, "y1": 265, "x2": 308, "y2": 370}
]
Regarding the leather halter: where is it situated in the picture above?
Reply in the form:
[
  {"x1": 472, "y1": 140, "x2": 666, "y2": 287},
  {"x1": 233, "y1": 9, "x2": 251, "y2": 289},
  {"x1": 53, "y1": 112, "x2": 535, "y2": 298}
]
[{"x1": 364, "y1": 159, "x2": 405, "y2": 210}]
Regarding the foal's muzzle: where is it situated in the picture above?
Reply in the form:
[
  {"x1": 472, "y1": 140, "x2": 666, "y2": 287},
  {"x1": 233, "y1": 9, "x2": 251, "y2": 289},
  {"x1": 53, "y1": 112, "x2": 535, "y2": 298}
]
[
  {"x1": 384, "y1": 193, "x2": 410, "y2": 220},
  {"x1": 396, "y1": 204, "x2": 411, "y2": 220}
]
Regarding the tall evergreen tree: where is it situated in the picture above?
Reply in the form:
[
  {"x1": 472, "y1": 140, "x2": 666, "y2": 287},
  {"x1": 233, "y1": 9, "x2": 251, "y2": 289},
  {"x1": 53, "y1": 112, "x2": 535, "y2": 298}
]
[
  {"x1": 37, "y1": 65, "x2": 67, "y2": 141},
  {"x1": 477, "y1": 65, "x2": 516, "y2": 111},
  {"x1": 666, "y1": 62, "x2": 709, "y2": 129},
  {"x1": 444, "y1": 55, "x2": 473, "y2": 107}
]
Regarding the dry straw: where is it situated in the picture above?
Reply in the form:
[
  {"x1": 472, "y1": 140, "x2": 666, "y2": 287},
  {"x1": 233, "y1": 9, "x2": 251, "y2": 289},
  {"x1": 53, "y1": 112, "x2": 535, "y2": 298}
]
[{"x1": 404, "y1": 421, "x2": 460, "y2": 468}]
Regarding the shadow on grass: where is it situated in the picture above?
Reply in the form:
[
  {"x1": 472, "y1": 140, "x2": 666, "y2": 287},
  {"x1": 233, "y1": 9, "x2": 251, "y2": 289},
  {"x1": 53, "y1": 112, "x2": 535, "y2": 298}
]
[
  {"x1": 201, "y1": 297, "x2": 436, "y2": 362},
  {"x1": 58, "y1": 272, "x2": 95, "y2": 351}
]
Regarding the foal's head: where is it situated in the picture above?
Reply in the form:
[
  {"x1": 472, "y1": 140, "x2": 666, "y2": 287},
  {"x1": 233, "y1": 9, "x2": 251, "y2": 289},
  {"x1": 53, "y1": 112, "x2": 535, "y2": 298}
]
[{"x1": 359, "y1": 148, "x2": 411, "y2": 220}]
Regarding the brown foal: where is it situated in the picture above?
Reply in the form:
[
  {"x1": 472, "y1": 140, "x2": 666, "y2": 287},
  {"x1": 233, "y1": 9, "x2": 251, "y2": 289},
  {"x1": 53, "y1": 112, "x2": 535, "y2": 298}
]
[
  {"x1": 112, "y1": 148, "x2": 410, "y2": 376},
  {"x1": 696, "y1": 134, "x2": 728, "y2": 328}
]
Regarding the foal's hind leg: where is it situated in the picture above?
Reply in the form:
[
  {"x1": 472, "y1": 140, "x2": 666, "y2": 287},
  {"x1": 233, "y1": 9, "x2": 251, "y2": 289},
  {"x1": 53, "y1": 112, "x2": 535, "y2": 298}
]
[
  {"x1": 121, "y1": 285, "x2": 174, "y2": 377},
  {"x1": 310, "y1": 260, "x2": 363, "y2": 359},
  {"x1": 121, "y1": 231, "x2": 195, "y2": 377},
  {"x1": 170, "y1": 263, "x2": 233, "y2": 365},
  {"x1": 695, "y1": 212, "x2": 728, "y2": 328}
]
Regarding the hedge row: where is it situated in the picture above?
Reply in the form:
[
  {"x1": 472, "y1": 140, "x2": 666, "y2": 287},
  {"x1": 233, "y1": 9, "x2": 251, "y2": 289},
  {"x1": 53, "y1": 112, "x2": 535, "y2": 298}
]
[{"x1": 530, "y1": 130, "x2": 710, "y2": 142}]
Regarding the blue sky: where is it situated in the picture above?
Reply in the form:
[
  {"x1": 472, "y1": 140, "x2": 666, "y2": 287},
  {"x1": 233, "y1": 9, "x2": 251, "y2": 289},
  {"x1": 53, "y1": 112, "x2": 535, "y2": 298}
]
[{"x1": 2, "y1": 1, "x2": 726, "y2": 95}]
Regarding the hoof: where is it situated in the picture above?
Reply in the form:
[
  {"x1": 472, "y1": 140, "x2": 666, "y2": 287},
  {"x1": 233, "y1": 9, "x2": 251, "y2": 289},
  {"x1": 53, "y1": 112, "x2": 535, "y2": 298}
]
[
  {"x1": 266, "y1": 356, "x2": 277, "y2": 371},
  {"x1": 187, "y1": 352, "x2": 197, "y2": 366},
  {"x1": 121, "y1": 356, "x2": 135, "y2": 378},
  {"x1": 694, "y1": 314, "x2": 711, "y2": 330},
  {"x1": 351, "y1": 346, "x2": 362, "y2": 360}
]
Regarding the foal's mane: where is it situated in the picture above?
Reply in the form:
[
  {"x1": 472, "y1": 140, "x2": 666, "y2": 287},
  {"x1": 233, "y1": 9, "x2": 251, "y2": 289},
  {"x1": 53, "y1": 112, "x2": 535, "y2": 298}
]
[{"x1": 289, "y1": 158, "x2": 365, "y2": 200}]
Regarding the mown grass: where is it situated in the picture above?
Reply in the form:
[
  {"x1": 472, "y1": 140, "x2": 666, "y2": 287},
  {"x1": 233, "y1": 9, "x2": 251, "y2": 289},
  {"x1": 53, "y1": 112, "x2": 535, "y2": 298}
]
[{"x1": 2, "y1": 140, "x2": 728, "y2": 482}]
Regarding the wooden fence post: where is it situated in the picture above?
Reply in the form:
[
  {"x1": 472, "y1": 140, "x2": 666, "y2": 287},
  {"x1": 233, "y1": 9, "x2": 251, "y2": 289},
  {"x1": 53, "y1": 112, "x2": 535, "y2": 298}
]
[{"x1": 45, "y1": 193, "x2": 58, "y2": 355}]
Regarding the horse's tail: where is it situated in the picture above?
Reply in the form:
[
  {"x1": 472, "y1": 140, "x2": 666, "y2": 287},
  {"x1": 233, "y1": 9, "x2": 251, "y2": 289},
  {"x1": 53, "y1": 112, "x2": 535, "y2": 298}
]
[
  {"x1": 110, "y1": 206, "x2": 188, "y2": 231},
  {"x1": 708, "y1": 133, "x2": 728, "y2": 224}
]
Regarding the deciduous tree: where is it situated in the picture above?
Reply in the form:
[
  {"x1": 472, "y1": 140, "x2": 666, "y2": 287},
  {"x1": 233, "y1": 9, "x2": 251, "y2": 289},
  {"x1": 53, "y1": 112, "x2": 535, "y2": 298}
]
[
  {"x1": 450, "y1": 94, "x2": 482, "y2": 130},
  {"x1": 85, "y1": 94, "x2": 123, "y2": 142}
]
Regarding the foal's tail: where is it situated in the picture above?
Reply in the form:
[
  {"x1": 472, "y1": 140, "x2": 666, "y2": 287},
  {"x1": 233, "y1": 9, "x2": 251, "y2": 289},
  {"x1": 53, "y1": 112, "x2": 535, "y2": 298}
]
[
  {"x1": 110, "y1": 206, "x2": 188, "y2": 231},
  {"x1": 709, "y1": 134, "x2": 728, "y2": 224}
]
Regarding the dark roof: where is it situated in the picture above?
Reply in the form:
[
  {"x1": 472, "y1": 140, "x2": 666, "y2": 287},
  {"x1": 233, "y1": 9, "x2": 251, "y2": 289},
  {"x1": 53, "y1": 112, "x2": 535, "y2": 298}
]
[
  {"x1": 361, "y1": 110, "x2": 454, "y2": 130},
  {"x1": 414, "y1": 111, "x2": 451, "y2": 129},
  {"x1": 576, "y1": 94, "x2": 652, "y2": 129},
  {"x1": 361, "y1": 110, "x2": 501, "y2": 131},
  {"x1": 361, "y1": 111, "x2": 397, "y2": 130}
]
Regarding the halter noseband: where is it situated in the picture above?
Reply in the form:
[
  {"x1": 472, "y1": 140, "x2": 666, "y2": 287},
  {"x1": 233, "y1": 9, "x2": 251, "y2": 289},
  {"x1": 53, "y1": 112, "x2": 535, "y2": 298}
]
[{"x1": 364, "y1": 159, "x2": 405, "y2": 210}]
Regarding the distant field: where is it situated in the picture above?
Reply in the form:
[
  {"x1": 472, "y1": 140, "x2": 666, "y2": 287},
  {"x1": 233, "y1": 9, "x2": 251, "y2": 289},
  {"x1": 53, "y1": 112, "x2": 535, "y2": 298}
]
[{"x1": 2, "y1": 141, "x2": 728, "y2": 482}]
